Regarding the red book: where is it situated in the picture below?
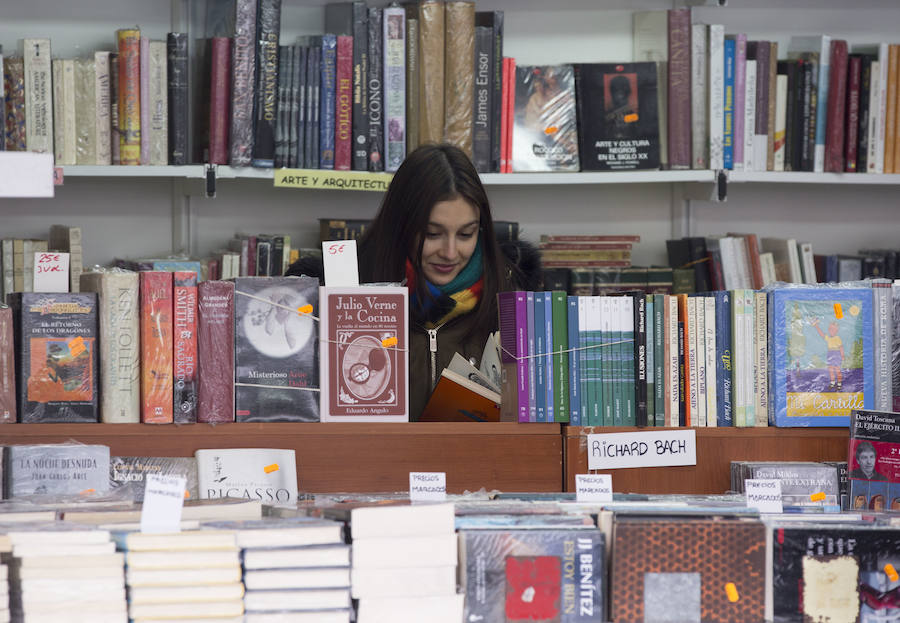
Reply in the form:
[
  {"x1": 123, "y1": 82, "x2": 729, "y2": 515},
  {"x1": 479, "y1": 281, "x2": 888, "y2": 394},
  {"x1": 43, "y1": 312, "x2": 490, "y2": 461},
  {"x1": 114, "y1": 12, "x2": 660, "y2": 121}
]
[
  {"x1": 0, "y1": 306, "x2": 16, "y2": 423},
  {"x1": 334, "y1": 35, "x2": 353, "y2": 171},
  {"x1": 117, "y1": 29, "x2": 142, "y2": 166},
  {"x1": 209, "y1": 37, "x2": 232, "y2": 165},
  {"x1": 505, "y1": 57, "x2": 516, "y2": 173},
  {"x1": 140, "y1": 271, "x2": 174, "y2": 424},
  {"x1": 824, "y1": 39, "x2": 849, "y2": 172},
  {"x1": 666, "y1": 8, "x2": 691, "y2": 169},
  {"x1": 500, "y1": 57, "x2": 510, "y2": 173},
  {"x1": 173, "y1": 271, "x2": 198, "y2": 424},
  {"x1": 844, "y1": 54, "x2": 862, "y2": 173},
  {"x1": 197, "y1": 280, "x2": 234, "y2": 423}
]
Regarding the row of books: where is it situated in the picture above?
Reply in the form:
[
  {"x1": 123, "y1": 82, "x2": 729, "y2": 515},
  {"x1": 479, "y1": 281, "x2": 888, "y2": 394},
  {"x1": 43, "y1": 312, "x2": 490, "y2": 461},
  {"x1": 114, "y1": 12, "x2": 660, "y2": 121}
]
[{"x1": 498, "y1": 281, "x2": 896, "y2": 428}]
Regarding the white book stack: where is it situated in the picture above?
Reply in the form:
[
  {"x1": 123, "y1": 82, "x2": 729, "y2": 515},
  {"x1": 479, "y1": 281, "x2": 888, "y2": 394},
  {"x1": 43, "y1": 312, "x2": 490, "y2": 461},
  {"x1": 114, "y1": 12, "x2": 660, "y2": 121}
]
[
  {"x1": 113, "y1": 529, "x2": 243, "y2": 623},
  {"x1": 202, "y1": 517, "x2": 351, "y2": 623},
  {"x1": 2, "y1": 524, "x2": 126, "y2": 623},
  {"x1": 342, "y1": 503, "x2": 463, "y2": 623}
]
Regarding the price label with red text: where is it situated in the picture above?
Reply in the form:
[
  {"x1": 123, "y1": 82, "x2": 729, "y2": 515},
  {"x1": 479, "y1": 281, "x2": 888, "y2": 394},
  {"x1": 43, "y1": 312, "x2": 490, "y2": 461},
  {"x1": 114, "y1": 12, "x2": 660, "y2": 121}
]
[
  {"x1": 33, "y1": 251, "x2": 70, "y2": 293},
  {"x1": 322, "y1": 240, "x2": 359, "y2": 287}
]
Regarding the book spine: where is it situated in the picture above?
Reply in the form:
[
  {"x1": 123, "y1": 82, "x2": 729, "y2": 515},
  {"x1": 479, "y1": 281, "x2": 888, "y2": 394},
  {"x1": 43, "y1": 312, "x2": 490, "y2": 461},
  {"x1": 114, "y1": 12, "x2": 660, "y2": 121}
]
[
  {"x1": 140, "y1": 36, "x2": 150, "y2": 164},
  {"x1": 367, "y1": 9, "x2": 384, "y2": 171},
  {"x1": 732, "y1": 34, "x2": 747, "y2": 170},
  {"x1": 504, "y1": 57, "x2": 515, "y2": 173},
  {"x1": 708, "y1": 25, "x2": 725, "y2": 171},
  {"x1": 383, "y1": 6, "x2": 406, "y2": 172},
  {"x1": 824, "y1": 40, "x2": 848, "y2": 172},
  {"x1": 754, "y1": 290, "x2": 767, "y2": 426},
  {"x1": 252, "y1": 0, "x2": 281, "y2": 168},
  {"x1": 352, "y1": 2, "x2": 369, "y2": 170},
  {"x1": 208, "y1": 37, "x2": 232, "y2": 165},
  {"x1": 80, "y1": 272, "x2": 140, "y2": 423},
  {"x1": 690, "y1": 23, "x2": 708, "y2": 170},
  {"x1": 773, "y1": 74, "x2": 787, "y2": 171},
  {"x1": 814, "y1": 36, "x2": 832, "y2": 172},
  {"x1": 275, "y1": 46, "x2": 288, "y2": 169},
  {"x1": 23, "y1": 39, "x2": 53, "y2": 154},
  {"x1": 702, "y1": 296, "x2": 716, "y2": 427},
  {"x1": 667, "y1": 8, "x2": 691, "y2": 169},
  {"x1": 173, "y1": 271, "x2": 198, "y2": 424},
  {"x1": 845, "y1": 54, "x2": 861, "y2": 173},
  {"x1": 418, "y1": 0, "x2": 445, "y2": 146},
  {"x1": 62, "y1": 59, "x2": 77, "y2": 164},
  {"x1": 534, "y1": 292, "x2": 546, "y2": 423},
  {"x1": 0, "y1": 51, "x2": 4, "y2": 152},
  {"x1": 406, "y1": 15, "x2": 419, "y2": 154},
  {"x1": 444, "y1": 1, "x2": 475, "y2": 157},
  {"x1": 723, "y1": 36, "x2": 735, "y2": 170},
  {"x1": 109, "y1": 54, "x2": 120, "y2": 164},
  {"x1": 4, "y1": 57, "x2": 27, "y2": 151},
  {"x1": 94, "y1": 51, "x2": 112, "y2": 165},
  {"x1": 645, "y1": 296, "x2": 655, "y2": 424},
  {"x1": 500, "y1": 57, "x2": 510, "y2": 173},
  {"x1": 490, "y1": 12, "x2": 504, "y2": 172},
  {"x1": 551, "y1": 291, "x2": 569, "y2": 423},
  {"x1": 526, "y1": 292, "x2": 536, "y2": 422},
  {"x1": 198, "y1": 281, "x2": 235, "y2": 423},
  {"x1": 873, "y1": 281, "x2": 892, "y2": 411},
  {"x1": 688, "y1": 296, "x2": 701, "y2": 426},
  {"x1": 875, "y1": 43, "x2": 890, "y2": 174},
  {"x1": 753, "y1": 42, "x2": 770, "y2": 172},
  {"x1": 294, "y1": 45, "x2": 306, "y2": 168},
  {"x1": 766, "y1": 42, "x2": 778, "y2": 171},
  {"x1": 743, "y1": 60, "x2": 757, "y2": 172},
  {"x1": 472, "y1": 25, "x2": 493, "y2": 172},
  {"x1": 858, "y1": 56, "x2": 871, "y2": 173},
  {"x1": 714, "y1": 291, "x2": 732, "y2": 426},
  {"x1": 334, "y1": 35, "x2": 353, "y2": 171},
  {"x1": 867, "y1": 52, "x2": 883, "y2": 173},
  {"x1": 230, "y1": 0, "x2": 258, "y2": 166},
  {"x1": 140, "y1": 271, "x2": 174, "y2": 424},
  {"x1": 165, "y1": 34, "x2": 187, "y2": 165},
  {"x1": 543, "y1": 294, "x2": 554, "y2": 423},
  {"x1": 567, "y1": 296, "x2": 581, "y2": 426},
  {"x1": 317, "y1": 34, "x2": 336, "y2": 169},
  {"x1": 634, "y1": 293, "x2": 647, "y2": 427},
  {"x1": 148, "y1": 41, "x2": 168, "y2": 166},
  {"x1": 0, "y1": 306, "x2": 16, "y2": 423},
  {"x1": 665, "y1": 295, "x2": 679, "y2": 426},
  {"x1": 51, "y1": 60, "x2": 64, "y2": 163},
  {"x1": 117, "y1": 29, "x2": 141, "y2": 165}
]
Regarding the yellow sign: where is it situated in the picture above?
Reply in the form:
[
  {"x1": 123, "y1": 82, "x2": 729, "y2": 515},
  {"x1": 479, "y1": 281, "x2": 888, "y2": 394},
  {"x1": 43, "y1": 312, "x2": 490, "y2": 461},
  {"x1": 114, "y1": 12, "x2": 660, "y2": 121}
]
[{"x1": 274, "y1": 169, "x2": 393, "y2": 192}]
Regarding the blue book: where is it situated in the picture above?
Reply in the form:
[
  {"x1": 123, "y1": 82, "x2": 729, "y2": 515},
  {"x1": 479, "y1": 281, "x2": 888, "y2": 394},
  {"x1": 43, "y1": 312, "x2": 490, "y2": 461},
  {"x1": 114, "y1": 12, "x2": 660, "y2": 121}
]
[
  {"x1": 770, "y1": 287, "x2": 873, "y2": 426},
  {"x1": 723, "y1": 37, "x2": 736, "y2": 170},
  {"x1": 543, "y1": 293, "x2": 554, "y2": 422},
  {"x1": 534, "y1": 292, "x2": 547, "y2": 423},
  {"x1": 712, "y1": 290, "x2": 733, "y2": 426},
  {"x1": 319, "y1": 34, "x2": 337, "y2": 169},
  {"x1": 567, "y1": 296, "x2": 581, "y2": 426},
  {"x1": 526, "y1": 291, "x2": 537, "y2": 422}
]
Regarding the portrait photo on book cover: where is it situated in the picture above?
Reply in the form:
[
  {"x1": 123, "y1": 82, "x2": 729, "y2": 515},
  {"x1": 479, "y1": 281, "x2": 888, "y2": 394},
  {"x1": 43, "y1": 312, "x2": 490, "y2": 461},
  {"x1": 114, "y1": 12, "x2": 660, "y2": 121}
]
[{"x1": 849, "y1": 440, "x2": 890, "y2": 482}]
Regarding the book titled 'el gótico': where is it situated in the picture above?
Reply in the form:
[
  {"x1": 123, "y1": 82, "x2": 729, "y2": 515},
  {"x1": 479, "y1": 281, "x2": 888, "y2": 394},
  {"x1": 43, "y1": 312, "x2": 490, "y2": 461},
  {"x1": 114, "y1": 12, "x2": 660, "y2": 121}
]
[{"x1": 575, "y1": 62, "x2": 661, "y2": 170}]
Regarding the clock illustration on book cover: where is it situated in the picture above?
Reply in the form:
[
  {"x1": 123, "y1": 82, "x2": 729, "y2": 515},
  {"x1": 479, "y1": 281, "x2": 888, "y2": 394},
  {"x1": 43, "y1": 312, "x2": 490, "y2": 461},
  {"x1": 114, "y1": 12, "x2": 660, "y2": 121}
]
[
  {"x1": 340, "y1": 334, "x2": 391, "y2": 400},
  {"x1": 243, "y1": 285, "x2": 314, "y2": 359}
]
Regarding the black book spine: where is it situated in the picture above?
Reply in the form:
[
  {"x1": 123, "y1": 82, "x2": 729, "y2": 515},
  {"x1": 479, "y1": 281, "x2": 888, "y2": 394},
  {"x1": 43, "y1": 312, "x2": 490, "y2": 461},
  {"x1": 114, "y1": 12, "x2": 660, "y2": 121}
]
[
  {"x1": 305, "y1": 43, "x2": 319, "y2": 169},
  {"x1": 490, "y1": 11, "x2": 503, "y2": 172},
  {"x1": 858, "y1": 55, "x2": 873, "y2": 173},
  {"x1": 472, "y1": 25, "x2": 493, "y2": 173},
  {"x1": 296, "y1": 45, "x2": 307, "y2": 169},
  {"x1": 273, "y1": 45, "x2": 289, "y2": 168},
  {"x1": 166, "y1": 33, "x2": 189, "y2": 165},
  {"x1": 251, "y1": 0, "x2": 282, "y2": 168},
  {"x1": 230, "y1": 0, "x2": 258, "y2": 166},
  {"x1": 677, "y1": 320, "x2": 686, "y2": 427},
  {"x1": 791, "y1": 60, "x2": 805, "y2": 173},
  {"x1": 367, "y1": 6, "x2": 384, "y2": 172},
  {"x1": 804, "y1": 59, "x2": 818, "y2": 172},
  {"x1": 634, "y1": 292, "x2": 648, "y2": 427},
  {"x1": 311, "y1": 42, "x2": 321, "y2": 169},
  {"x1": 289, "y1": 45, "x2": 300, "y2": 168},
  {"x1": 352, "y1": 2, "x2": 369, "y2": 170}
]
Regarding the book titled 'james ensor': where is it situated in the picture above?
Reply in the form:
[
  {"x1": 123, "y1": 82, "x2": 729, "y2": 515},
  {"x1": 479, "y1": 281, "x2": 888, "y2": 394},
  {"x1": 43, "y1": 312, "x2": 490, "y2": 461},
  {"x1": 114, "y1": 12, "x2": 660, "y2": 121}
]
[{"x1": 319, "y1": 286, "x2": 408, "y2": 422}]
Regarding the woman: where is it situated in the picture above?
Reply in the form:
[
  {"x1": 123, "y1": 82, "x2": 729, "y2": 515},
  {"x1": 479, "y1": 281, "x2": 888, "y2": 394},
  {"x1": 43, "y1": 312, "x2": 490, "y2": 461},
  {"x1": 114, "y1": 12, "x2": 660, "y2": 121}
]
[{"x1": 287, "y1": 143, "x2": 540, "y2": 420}]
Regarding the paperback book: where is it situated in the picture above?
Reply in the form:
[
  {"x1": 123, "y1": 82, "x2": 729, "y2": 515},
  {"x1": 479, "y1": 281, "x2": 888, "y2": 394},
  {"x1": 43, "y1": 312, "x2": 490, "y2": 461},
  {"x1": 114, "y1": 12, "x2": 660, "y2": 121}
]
[
  {"x1": 849, "y1": 409, "x2": 900, "y2": 511},
  {"x1": 512, "y1": 64, "x2": 579, "y2": 171},
  {"x1": 195, "y1": 447, "x2": 298, "y2": 508}
]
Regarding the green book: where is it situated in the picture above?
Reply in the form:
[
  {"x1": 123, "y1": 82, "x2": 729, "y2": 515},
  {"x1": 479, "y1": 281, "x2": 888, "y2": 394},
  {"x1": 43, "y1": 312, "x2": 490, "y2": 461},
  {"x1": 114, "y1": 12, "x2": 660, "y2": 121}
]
[{"x1": 551, "y1": 290, "x2": 569, "y2": 423}]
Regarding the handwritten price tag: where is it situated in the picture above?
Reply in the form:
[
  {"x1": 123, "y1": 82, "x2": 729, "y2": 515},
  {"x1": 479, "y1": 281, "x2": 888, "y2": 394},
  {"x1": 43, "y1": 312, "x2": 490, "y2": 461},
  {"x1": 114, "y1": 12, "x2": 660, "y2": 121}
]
[
  {"x1": 322, "y1": 240, "x2": 359, "y2": 287},
  {"x1": 140, "y1": 474, "x2": 187, "y2": 533},
  {"x1": 33, "y1": 251, "x2": 70, "y2": 293}
]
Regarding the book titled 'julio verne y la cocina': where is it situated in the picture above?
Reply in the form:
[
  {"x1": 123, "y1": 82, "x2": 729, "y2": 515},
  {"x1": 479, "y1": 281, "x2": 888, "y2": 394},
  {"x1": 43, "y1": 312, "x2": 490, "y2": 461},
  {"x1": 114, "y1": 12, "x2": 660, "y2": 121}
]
[{"x1": 319, "y1": 286, "x2": 408, "y2": 422}]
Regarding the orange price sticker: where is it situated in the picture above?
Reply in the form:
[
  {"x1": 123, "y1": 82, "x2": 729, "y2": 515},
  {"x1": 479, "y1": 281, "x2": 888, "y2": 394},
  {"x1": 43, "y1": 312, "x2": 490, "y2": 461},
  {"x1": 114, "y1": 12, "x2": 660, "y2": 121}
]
[
  {"x1": 68, "y1": 336, "x2": 86, "y2": 357},
  {"x1": 544, "y1": 126, "x2": 559, "y2": 135},
  {"x1": 833, "y1": 303, "x2": 844, "y2": 319},
  {"x1": 264, "y1": 463, "x2": 280, "y2": 474},
  {"x1": 725, "y1": 583, "x2": 739, "y2": 603},
  {"x1": 624, "y1": 113, "x2": 639, "y2": 123},
  {"x1": 79, "y1": 488, "x2": 95, "y2": 495},
  {"x1": 296, "y1": 304, "x2": 313, "y2": 315},
  {"x1": 381, "y1": 336, "x2": 398, "y2": 348},
  {"x1": 184, "y1": 490, "x2": 191, "y2": 499},
  {"x1": 886, "y1": 564, "x2": 899, "y2": 582},
  {"x1": 810, "y1": 492, "x2": 826, "y2": 502}
]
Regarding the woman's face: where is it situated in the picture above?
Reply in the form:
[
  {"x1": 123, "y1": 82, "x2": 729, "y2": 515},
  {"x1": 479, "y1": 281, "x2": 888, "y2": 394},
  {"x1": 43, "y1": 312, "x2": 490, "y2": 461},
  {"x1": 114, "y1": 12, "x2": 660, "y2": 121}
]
[
  {"x1": 419, "y1": 196, "x2": 480, "y2": 287},
  {"x1": 858, "y1": 448, "x2": 876, "y2": 474}
]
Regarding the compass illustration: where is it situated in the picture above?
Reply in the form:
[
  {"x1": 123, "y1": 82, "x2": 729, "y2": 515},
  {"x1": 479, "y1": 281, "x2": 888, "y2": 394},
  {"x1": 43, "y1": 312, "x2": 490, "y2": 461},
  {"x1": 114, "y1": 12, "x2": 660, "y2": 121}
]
[{"x1": 340, "y1": 335, "x2": 391, "y2": 400}]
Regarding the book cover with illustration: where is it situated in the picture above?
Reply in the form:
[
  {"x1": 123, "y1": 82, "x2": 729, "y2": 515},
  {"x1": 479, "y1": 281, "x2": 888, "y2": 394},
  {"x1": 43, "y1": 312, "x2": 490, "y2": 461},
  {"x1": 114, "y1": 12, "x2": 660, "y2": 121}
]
[
  {"x1": 5, "y1": 444, "x2": 110, "y2": 497},
  {"x1": 575, "y1": 62, "x2": 661, "y2": 170},
  {"x1": 849, "y1": 409, "x2": 900, "y2": 511},
  {"x1": 8, "y1": 292, "x2": 99, "y2": 423},
  {"x1": 234, "y1": 277, "x2": 319, "y2": 422},
  {"x1": 195, "y1": 448, "x2": 297, "y2": 508},
  {"x1": 512, "y1": 64, "x2": 580, "y2": 171},
  {"x1": 769, "y1": 287, "x2": 873, "y2": 426},
  {"x1": 736, "y1": 461, "x2": 840, "y2": 509},
  {"x1": 770, "y1": 525, "x2": 900, "y2": 623},
  {"x1": 110, "y1": 456, "x2": 199, "y2": 503},
  {"x1": 611, "y1": 516, "x2": 766, "y2": 623},
  {"x1": 319, "y1": 286, "x2": 408, "y2": 422},
  {"x1": 459, "y1": 528, "x2": 605, "y2": 623}
]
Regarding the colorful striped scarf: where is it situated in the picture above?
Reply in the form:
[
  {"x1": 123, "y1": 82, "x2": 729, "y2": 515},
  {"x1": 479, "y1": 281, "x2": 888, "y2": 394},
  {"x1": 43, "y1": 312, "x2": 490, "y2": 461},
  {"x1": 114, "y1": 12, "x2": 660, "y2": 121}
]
[{"x1": 406, "y1": 238, "x2": 484, "y2": 328}]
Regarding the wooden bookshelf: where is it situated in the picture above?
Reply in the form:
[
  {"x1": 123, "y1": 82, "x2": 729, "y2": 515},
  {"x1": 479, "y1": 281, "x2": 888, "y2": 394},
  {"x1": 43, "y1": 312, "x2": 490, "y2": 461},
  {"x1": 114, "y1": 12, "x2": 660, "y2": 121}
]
[
  {"x1": 1, "y1": 422, "x2": 563, "y2": 494},
  {"x1": 564, "y1": 426, "x2": 850, "y2": 494}
]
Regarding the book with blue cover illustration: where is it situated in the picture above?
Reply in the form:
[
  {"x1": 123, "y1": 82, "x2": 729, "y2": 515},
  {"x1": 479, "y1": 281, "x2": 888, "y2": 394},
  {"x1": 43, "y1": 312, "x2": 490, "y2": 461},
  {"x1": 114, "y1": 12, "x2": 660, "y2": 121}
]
[{"x1": 770, "y1": 287, "x2": 873, "y2": 426}]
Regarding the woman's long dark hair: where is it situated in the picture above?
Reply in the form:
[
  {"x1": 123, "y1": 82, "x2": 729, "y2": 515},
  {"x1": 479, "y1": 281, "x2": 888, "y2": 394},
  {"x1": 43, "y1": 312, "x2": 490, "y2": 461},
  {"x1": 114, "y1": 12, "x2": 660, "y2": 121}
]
[{"x1": 358, "y1": 143, "x2": 507, "y2": 334}]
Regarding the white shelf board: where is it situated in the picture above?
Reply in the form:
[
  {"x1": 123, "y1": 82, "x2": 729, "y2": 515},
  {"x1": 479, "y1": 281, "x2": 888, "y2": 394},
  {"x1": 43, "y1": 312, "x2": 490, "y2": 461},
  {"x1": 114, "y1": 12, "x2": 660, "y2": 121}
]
[
  {"x1": 61, "y1": 165, "x2": 207, "y2": 178},
  {"x1": 728, "y1": 171, "x2": 900, "y2": 185},
  {"x1": 215, "y1": 166, "x2": 276, "y2": 180},
  {"x1": 480, "y1": 170, "x2": 716, "y2": 185}
]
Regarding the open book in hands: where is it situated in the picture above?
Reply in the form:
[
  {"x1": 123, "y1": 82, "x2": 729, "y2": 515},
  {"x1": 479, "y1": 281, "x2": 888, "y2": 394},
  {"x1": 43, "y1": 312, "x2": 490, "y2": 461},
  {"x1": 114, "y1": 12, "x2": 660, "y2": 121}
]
[{"x1": 420, "y1": 333, "x2": 502, "y2": 422}]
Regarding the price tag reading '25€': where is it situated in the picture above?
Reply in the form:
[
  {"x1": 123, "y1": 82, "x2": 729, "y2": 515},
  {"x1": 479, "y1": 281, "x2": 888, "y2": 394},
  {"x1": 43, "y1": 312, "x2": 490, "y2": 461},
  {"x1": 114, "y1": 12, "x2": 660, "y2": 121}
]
[{"x1": 322, "y1": 240, "x2": 359, "y2": 287}]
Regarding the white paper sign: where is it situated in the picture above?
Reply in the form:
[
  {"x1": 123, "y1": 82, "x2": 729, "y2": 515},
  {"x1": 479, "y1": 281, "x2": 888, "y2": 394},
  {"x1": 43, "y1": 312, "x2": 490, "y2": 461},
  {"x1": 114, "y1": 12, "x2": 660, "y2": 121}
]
[
  {"x1": 409, "y1": 472, "x2": 446, "y2": 501},
  {"x1": 745, "y1": 479, "x2": 784, "y2": 513},
  {"x1": 33, "y1": 251, "x2": 69, "y2": 293},
  {"x1": 575, "y1": 474, "x2": 613, "y2": 502},
  {"x1": 587, "y1": 429, "x2": 697, "y2": 470},
  {"x1": 322, "y1": 240, "x2": 359, "y2": 287},
  {"x1": 140, "y1": 473, "x2": 186, "y2": 533},
  {"x1": 0, "y1": 152, "x2": 54, "y2": 197}
]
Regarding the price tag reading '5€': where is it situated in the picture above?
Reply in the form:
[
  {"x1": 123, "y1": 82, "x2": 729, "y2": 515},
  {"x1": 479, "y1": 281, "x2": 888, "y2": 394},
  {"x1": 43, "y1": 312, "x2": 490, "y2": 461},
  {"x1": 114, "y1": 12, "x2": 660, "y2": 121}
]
[{"x1": 322, "y1": 240, "x2": 360, "y2": 287}]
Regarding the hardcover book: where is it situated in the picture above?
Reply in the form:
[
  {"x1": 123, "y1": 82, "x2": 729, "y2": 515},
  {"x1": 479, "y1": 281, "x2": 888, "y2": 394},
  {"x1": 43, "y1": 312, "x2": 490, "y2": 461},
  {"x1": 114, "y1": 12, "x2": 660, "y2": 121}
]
[
  {"x1": 735, "y1": 461, "x2": 840, "y2": 508},
  {"x1": 9, "y1": 293, "x2": 99, "y2": 423},
  {"x1": 229, "y1": 0, "x2": 258, "y2": 166},
  {"x1": 198, "y1": 280, "x2": 234, "y2": 423},
  {"x1": 0, "y1": 305, "x2": 16, "y2": 423},
  {"x1": 251, "y1": 0, "x2": 281, "y2": 167},
  {"x1": 195, "y1": 447, "x2": 297, "y2": 508},
  {"x1": 23, "y1": 38, "x2": 53, "y2": 155},
  {"x1": 4, "y1": 57, "x2": 27, "y2": 151},
  {"x1": 769, "y1": 287, "x2": 873, "y2": 427},
  {"x1": 849, "y1": 409, "x2": 900, "y2": 511},
  {"x1": 367, "y1": 6, "x2": 384, "y2": 171},
  {"x1": 383, "y1": 5, "x2": 406, "y2": 172},
  {"x1": 5, "y1": 444, "x2": 110, "y2": 498},
  {"x1": 319, "y1": 286, "x2": 408, "y2": 422},
  {"x1": 173, "y1": 271, "x2": 198, "y2": 423},
  {"x1": 512, "y1": 65, "x2": 579, "y2": 171},
  {"x1": 444, "y1": 1, "x2": 475, "y2": 157},
  {"x1": 140, "y1": 272, "x2": 173, "y2": 424},
  {"x1": 166, "y1": 32, "x2": 189, "y2": 165},
  {"x1": 234, "y1": 276, "x2": 319, "y2": 422},
  {"x1": 575, "y1": 62, "x2": 660, "y2": 170},
  {"x1": 459, "y1": 528, "x2": 605, "y2": 623},
  {"x1": 110, "y1": 456, "x2": 199, "y2": 502},
  {"x1": 116, "y1": 29, "x2": 141, "y2": 165},
  {"x1": 417, "y1": 0, "x2": 445, "y2": 147}
]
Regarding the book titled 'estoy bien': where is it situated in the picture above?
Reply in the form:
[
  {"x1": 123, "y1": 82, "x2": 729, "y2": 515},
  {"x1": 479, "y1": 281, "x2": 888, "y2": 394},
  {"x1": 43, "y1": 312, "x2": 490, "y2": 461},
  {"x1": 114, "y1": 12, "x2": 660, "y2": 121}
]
[{"x1": 319, "y1": 286, "x2": 409, "y2": 422}]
